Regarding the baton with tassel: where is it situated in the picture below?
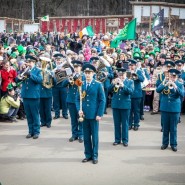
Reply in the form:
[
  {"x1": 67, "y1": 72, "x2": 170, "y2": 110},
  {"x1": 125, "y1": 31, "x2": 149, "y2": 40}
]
[{"x1": 75, "y1": 78, "x2": 85, "y2": 122}]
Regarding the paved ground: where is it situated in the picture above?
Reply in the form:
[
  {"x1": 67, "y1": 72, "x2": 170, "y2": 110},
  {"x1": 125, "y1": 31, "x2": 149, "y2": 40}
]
[{"x1": 0, "y1": 109, "x2": 185, "y2": 185}]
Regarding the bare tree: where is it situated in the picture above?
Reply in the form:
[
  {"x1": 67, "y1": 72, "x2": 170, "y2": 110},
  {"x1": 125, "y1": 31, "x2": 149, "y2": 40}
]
[{"x1": 0, "y1": 0, "x2": 184, "y2": 20}]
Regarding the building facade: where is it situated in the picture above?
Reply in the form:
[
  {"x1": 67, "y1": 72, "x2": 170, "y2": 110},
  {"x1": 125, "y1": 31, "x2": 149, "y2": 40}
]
[
  {"x1": 130, "y1": 1, "x2": 185, "y2": 33},
  {"x1": 0, "y1": 17, "x2": 33, "y2": 33},
  {"x1": 40, "y1": 15, "x2": 132, "y2": 34}
]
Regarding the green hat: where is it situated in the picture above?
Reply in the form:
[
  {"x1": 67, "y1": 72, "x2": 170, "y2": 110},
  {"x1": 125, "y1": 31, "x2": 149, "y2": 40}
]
[
  {"x1": 10, "y1": 52, "x2": 17, "y2": 59},
  {"x1": 154, "y1": 47, "x2": 160, "y2": 53},
  {"x1": 175, "y1": 44, "x2": 182, "y2": 49},
  {"x1": 140, "y1": 42, "x2": 147, "y2": 47},
  {"x1": 17, "y1": 45, "x2": 26, "y2": 56},
  {"x1": 133, "y1": 47, "x2": 140, "y2": 53},
  {"x1": 144, "y1": 54, "x2": 150, "y2": 59},
  {"x1": 28, "y1": 49, "x2": 36, "y2": 55},
  {"x1": 150, "y1": 39, "x2": 155, "y2": 44},
  {"x1": 7, "y1": 83, "x2": 14, "y2": 91},
  {"x1": 133, "y1": 52, "x2": 141, "y2": 58},
  {"x1": 3, "y1": 44, "x2": 8, "y2": 49},
  {"x1": 149, "y1": 51, "x2": 156, "y2": 57}
]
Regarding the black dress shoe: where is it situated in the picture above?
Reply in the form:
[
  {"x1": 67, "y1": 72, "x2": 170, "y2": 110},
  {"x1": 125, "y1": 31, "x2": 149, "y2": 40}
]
[
  {"x1": 53, "y1": 116, "x2": 60, "y2": 119},
  {"x1": 82, "y1": 158, "x2": 92, "y2": 163},
  {"x1": 140, "y1": 115, "x2": 144, "y2": 120},
  {"x1": 133, "y1": 126, "x2": 138, "y2": 131},
  {"x1": 171, "y1": 146, "x2": 177, "y2": 152},
  {"x1": 104, "y1": 111, "x2": 107, "y2": 114},
  {"x1": 113, "y1": 142, "x2": 120, "y2": 146},
  {"x1": 33, "y1": 135, "x2": 39, "y2": 139},
  {"x1": 151, "y1": 112, "x2": 158, "y2": 115},
  {"x1": 17, "y1": 117, "x2": 24, "y2": 120},
  {"x1": 123, "y1": 143, "x2": 128, "y2": 147},
  {"x1": 40, "y1": 124, "x2": 46, "y2": 127},
  {"x1": 63, "y1": 115, "x2": 68, "y2": 119},
  {"x1": 69, "y1": 137, "x2": 78, "y2": 142},
  {"x1": 47, "y1": 125, "x2": 51, "y2": 128},
  {"x1": 78, "y1": 138, "x2": 84, "y2": 143},
  {"x1": 92, "y1": 159, "x2": 98, "y2": 164},
  {"x1": 161, "y1": 145, "x2": 168, "y2": 150},
  {"x1": 129, "y1": 126, "x2": 132, "y2": 130},
  {"x1": 26, "y1": 134, "x2": 33, "y2": 139}
]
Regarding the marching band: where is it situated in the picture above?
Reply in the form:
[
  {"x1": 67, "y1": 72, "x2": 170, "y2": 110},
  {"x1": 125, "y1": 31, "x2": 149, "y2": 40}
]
[{"x1": 0, "y1": 32, "x2": 185, "y2": 164}]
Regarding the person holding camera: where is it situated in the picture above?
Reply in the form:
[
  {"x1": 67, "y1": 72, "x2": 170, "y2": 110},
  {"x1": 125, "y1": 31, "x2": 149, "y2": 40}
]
[
  {"x1": 109, "y1": 68, "x2": 134, "y2": 146},
  {"x1": 1, "y1": 60, "x2": 17, "y2": 96},
  {"x1": 0, "y1": 83, "x2": 20, "y2": 122}
]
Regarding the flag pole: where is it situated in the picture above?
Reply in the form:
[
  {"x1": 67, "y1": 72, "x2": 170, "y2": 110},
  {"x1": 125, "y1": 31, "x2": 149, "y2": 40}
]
[
  {"x1": 32, "y1": 0, "x2": 34, "y2": 22},
  {"x1": 162, "y1": 26, "x2": 164, "y2": 49}
]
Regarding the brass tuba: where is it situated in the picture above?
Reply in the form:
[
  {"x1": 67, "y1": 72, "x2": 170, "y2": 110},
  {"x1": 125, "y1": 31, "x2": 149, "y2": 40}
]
[
  {"x1": 96, "y1": 56, "x2": 111, "y2": 83},
  {"x1": 40, "y1": 56, "x2": 53, "y2": 89}
]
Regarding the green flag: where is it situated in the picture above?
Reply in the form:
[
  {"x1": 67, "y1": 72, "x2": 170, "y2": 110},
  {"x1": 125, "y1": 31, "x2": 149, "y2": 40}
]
[
  {"x1": 116, "y1": 18, "x2": 136, "y2": 40},
  {"x1": 110, "y1": 18, "x2": 137, "y2": 48},
  {"x1": 41, "y1": 15, "x2": 49, "y2": 22},
  {"x1": 110, "y1": 39, "x2": 120, "y2": 48}
]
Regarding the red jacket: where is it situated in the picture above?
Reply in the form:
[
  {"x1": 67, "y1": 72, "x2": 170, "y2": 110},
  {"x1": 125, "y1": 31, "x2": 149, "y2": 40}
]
[{"x1": 1, "y1": 68, "x2": 17, "y2": 92}]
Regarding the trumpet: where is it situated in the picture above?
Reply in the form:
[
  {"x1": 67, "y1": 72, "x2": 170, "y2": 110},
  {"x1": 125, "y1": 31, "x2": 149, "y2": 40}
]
[
  {"x1": 162, "y1": 71, "x2": 174, "y2": 94},
  {"x1": 113, "y1": 78, "x2": 123, "y2": 92},
  {"x1": 17, "y1": 66, "x2": 30, "y2": 81},
  {"x1": 168, "y1": 81, "x2": 174, "y2": 89},
  {"x1": 131, "y1": 73, "x2": 138, "y2": 80}
]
